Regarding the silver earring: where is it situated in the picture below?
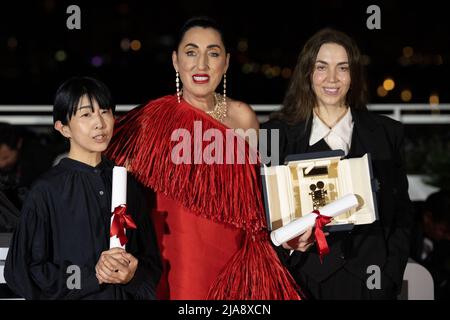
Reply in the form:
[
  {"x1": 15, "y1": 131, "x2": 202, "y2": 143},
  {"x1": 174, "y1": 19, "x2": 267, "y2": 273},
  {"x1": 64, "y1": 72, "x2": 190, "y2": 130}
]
[
  {"x1": 176, "y1": 71, "x2": 181, "y2": 103},
  {"x1": 223, "y1": 73, "x2": 227, "y2": 100}
]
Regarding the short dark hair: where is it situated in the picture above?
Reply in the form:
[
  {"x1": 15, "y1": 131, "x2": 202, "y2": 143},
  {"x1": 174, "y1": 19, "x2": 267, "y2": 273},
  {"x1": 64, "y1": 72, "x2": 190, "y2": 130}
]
[
  {"x1": 175, "y1": 16, "x2": 227, "y2": 52},
  {"x1": 425, "y1": 190, "x2": 450, "y2": 227},
  {"x1": 272, "y1": 28, "x2": 368, "y2": 125},
  {"x1": 0, "y1": 122, "x2": 21, "y2": 149},
  {"x1": 53, "y1": 77, "x2": 115, "y2": 125}
]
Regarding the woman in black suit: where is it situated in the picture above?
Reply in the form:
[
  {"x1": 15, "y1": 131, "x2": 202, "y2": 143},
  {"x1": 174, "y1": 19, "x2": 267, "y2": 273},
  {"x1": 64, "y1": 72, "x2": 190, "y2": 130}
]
[{"x1": 261, "y1": 28, "x2": 413, "y2": 299}]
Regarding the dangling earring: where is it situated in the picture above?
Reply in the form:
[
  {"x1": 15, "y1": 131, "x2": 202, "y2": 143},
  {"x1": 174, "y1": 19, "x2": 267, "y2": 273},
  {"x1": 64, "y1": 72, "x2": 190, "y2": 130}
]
[
  {"x1": 176, "y1": 71, "x2": 181, "y2": 103},
  {"x1": 223, "y1": 73, "x2": 227, "y2": 101}
]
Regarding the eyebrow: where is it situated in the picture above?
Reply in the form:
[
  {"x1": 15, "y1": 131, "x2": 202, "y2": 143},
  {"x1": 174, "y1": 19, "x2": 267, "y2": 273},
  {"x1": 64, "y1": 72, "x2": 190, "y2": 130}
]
[
  {"x1": 184, "y1": 43, "x2": 222, "y2": 50},
  {"x1": 76, "y1": 105, "x2": 94, "y2": 111},
  {"x1": 315, "y1": 60, "x2": 349, "y2": 65}
]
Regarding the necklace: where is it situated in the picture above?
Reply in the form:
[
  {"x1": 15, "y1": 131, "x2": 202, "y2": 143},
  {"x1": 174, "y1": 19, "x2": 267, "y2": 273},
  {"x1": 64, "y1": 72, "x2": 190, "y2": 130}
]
[
  {"x1": 206, "y1": 93, "x2": 227, "y2": 122},
  {"x1": 314, "y1": 106, "x2": 348, "y2": 128}
]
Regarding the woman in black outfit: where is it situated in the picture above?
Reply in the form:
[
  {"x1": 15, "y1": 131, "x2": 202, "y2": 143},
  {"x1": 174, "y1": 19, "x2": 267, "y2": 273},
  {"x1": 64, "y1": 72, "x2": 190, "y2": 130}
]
[{"x1": 262, "y1": 28, "x2": 413, "y2": 299}]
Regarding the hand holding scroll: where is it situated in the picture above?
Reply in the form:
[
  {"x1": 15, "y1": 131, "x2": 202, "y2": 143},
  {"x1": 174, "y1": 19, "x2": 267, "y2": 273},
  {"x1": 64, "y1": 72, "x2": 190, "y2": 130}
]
[
  {"x1": 281, "y1": 227, "x2": 329, "y2": 252},
  {"x1": 95, "y1": 247, "x2": 138, "y2": 284}
]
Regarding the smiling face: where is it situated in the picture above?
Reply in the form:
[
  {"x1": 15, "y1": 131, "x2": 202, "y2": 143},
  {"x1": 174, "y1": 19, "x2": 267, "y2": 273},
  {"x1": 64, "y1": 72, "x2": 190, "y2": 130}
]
[
  {"x1": 55, "y1": 95, "x2": 114, "y2": 160},
  {"x1": 312, "y1": 43, "x2": 351, "y2": 109},
  {"x1": 172, "y1": 26, "x2": 229, "y2": 102}
]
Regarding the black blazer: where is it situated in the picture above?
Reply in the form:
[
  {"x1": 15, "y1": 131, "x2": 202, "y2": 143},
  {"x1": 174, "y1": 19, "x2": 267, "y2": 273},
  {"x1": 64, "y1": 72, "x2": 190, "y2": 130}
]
[{"x1": 261, "y1": 109, "x2": 413, "y2": 294}]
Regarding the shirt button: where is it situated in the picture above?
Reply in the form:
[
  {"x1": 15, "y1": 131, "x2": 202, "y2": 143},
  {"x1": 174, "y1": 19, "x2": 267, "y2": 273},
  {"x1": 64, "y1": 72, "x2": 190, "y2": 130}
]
[
  {"x1": 93, "y1": 169, "x2": 99, "y2": 174},
  {"x1": 99, "y1": 190, "x2": 104, "y2": 196}
]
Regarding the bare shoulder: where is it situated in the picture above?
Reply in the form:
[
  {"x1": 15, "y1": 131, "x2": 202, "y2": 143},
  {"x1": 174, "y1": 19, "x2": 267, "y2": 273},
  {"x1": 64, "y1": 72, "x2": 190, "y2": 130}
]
[{"x1": 226, "y1": 98, "x2": 259, "y2": 131}]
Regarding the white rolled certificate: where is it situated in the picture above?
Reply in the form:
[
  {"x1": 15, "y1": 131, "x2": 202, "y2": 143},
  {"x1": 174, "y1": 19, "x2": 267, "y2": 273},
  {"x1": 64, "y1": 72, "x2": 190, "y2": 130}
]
[
  {"x1": 109, "y1": 166, "x2": 127, "y2": 249},
  {"x1": 270, "y1": 194, "x2": 359, "y2": 246}
]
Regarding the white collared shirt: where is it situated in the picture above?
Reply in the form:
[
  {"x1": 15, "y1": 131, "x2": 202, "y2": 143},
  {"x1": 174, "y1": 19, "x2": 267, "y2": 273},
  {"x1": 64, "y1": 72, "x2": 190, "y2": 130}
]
[{"x1": 309, "y1": 108, "x2": 354, "y2": 155}]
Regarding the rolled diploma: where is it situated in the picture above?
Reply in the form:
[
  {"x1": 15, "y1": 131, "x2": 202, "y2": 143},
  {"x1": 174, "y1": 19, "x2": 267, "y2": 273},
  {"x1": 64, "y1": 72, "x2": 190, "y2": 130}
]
[
  {"x1": 109, "y1": 166, "x2": 127, "y2": 249},
  {"x1": 270, "y1": 194, "x2": 359, "y2": 246}
]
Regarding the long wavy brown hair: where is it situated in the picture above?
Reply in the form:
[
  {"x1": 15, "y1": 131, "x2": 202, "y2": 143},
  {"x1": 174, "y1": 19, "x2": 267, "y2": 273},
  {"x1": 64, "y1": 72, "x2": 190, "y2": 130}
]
[{"x1": 271, "y1": 28, "x2": 368, "y2": 125}]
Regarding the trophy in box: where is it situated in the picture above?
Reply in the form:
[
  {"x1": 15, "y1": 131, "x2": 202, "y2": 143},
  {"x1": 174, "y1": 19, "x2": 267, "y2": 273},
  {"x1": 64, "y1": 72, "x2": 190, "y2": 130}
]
[{"x1": 261, "y1": 150, "x2": 379, "y2": 234}]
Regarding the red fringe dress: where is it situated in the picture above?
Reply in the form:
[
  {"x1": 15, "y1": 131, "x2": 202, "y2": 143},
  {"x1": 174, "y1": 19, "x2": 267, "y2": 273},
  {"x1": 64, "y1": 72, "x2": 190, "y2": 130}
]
[{"x1": 106, "y1": 95, "x2": 301, "y2": 299}]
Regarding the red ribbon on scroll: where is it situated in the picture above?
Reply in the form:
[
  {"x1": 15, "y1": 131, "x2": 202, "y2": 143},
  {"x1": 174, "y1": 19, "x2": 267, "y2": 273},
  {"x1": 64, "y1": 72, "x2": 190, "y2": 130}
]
[
  {"x1": 312, "y1": 209, "x2": 332, "y2": 263},
  {"x1": 110, "y1": 205, "x2": 137, "y2": 246}
]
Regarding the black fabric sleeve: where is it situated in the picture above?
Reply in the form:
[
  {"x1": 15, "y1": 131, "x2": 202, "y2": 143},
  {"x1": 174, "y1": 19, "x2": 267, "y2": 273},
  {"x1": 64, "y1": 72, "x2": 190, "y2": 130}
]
[
  {"x1": 4, "y1": 189, "x2": 101, "y2": 300},
  {"x1": 383, "y1": 123, "x2": 414, "y2": 292},
  {"x1": 260, "y1": 119, "x2": 289, "y2": 167}
]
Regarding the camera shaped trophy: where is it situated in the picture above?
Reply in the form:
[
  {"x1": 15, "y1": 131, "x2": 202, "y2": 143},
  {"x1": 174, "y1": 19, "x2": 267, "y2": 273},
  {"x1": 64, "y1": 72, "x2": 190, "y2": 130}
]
[{"x1": 261, "y1": 150, "x2": 379, "y2": 232}]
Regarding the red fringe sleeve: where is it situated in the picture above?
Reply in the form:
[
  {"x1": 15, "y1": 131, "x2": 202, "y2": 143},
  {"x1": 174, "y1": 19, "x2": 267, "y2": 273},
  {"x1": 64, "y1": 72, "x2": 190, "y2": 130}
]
[{"x1": 106, "y1": 95, "x2": 301, "y2": 300}]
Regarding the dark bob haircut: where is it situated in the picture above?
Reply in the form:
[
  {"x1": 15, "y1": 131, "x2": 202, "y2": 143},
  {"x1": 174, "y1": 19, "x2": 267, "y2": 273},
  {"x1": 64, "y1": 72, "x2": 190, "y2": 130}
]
[{"x1": 53, "y1": 76, "x2": 115, "y2": 125}]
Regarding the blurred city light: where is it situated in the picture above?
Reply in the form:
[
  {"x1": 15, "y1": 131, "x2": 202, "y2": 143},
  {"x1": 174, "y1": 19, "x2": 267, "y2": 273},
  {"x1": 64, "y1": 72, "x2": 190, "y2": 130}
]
[
  {"x1": 383, "y1": 78, "x2": 395, "y2": 91},
  {"x1": 401, "y1": 89, "x2": 412, "y2": 102}
]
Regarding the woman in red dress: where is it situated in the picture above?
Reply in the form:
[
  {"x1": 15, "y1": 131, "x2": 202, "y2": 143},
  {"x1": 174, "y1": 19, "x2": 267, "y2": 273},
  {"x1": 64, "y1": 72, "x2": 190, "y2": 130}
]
[{"x1": 107, "y1": 16, "x2": 301, "y2": 300}]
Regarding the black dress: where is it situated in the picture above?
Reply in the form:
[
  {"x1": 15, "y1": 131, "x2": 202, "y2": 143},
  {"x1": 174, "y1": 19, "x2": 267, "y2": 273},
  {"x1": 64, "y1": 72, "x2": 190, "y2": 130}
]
[
  {"x1": 262, "y1": 109, "x2": 413, "y2": 299},
  {"x1": 5, "y1": 157, "x2": 162, "y2": 299}
]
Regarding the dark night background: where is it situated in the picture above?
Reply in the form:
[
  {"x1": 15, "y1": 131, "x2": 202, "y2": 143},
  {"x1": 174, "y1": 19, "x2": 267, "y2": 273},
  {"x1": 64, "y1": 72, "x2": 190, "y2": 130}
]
[{"x1": 1, "y1": 0, "x2": 449, "y2": 105}]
